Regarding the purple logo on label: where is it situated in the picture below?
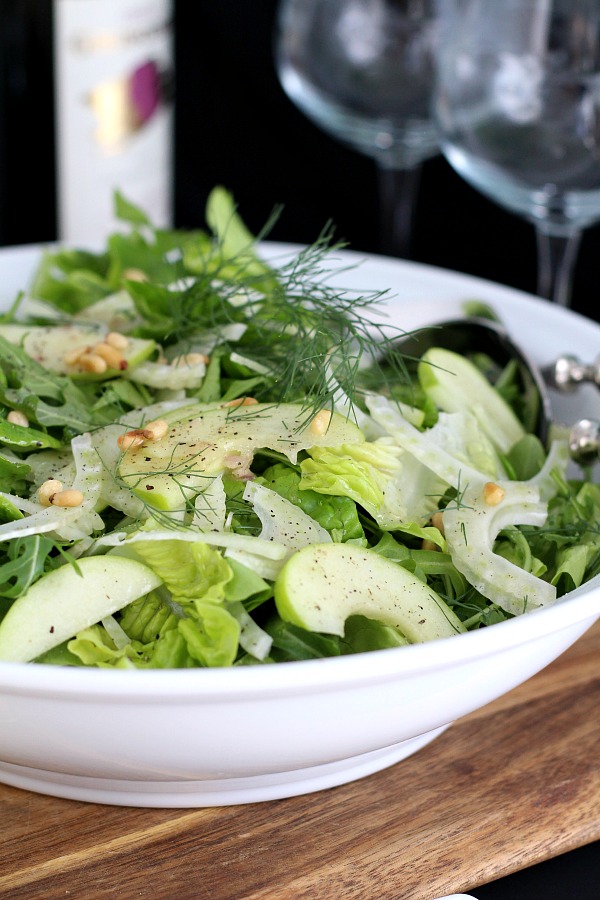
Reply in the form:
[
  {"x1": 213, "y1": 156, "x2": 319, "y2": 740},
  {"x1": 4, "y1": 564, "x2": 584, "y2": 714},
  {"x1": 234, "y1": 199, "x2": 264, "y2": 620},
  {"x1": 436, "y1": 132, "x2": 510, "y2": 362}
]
[
  {"x1": 130, "y1": 60, "x2": 161, "y2": 125},
  {"x1": 89, "y1": 59, "x2": 171, "y2": 147}
]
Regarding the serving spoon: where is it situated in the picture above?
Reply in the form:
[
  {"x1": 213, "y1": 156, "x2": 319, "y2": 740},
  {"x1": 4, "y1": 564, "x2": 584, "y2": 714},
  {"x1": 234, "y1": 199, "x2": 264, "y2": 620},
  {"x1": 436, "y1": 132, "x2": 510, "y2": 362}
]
[{"x1": 391, "y1": 317, "x2": 600, "y2": 465}]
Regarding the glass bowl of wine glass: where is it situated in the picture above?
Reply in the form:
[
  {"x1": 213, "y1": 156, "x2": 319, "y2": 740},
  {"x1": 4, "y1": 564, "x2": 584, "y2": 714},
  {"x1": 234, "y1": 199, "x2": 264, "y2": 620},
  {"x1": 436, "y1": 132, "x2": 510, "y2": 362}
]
[
  {"x1": 434, "y1": 0, "x2": 600, "y2": 307},
  {"x1": 275, "y1": 0, "x2": 440, "y2": 257}
]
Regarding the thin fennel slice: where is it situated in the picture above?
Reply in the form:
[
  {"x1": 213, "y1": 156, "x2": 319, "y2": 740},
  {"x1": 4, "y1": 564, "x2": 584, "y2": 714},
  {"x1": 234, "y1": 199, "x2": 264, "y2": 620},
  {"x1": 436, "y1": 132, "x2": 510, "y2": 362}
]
[
  {"x1": 126, "y1": 357, "x2": 206, "y2": 390},
  {"x1": 52, "y1": 433, "x2": 104, "y2": 541},
  {"x1": 89, "y1": 527, "x2": 290, "y2": 561},
  {"x1": 366, "y1": 393, "x2": 570, "y2": 614},
  {"x1": 443, "y1": 481, "x2": 554, "y2": 614},
  {"x1": 192, "y1": 475, "x2": 227, "y2": 532},
  {"x1": 222, "y1": 548, "x2": 283, "y2": 582},
  {"x1": 365, "y1": 393, "x2": 486, "y2": 490},
  {"x1": 227, "y1": 600, "x2": 272, "y2": 660},
  {"x1": 0, "y1": 500, "x2": 84, "y2": 540},
  {"x1": 243, "y1": 481, "x2": 332, "y2": 551},
  {"x1": 443, "y1": 440, "x2": 570, "y2": 614}
]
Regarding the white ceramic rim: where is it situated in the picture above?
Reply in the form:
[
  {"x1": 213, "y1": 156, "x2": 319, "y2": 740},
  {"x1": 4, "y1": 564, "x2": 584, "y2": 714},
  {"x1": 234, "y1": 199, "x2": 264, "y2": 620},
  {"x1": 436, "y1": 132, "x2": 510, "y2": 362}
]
[{"x1": 1, "y1": 571, "x2": 598, "y2": 701}]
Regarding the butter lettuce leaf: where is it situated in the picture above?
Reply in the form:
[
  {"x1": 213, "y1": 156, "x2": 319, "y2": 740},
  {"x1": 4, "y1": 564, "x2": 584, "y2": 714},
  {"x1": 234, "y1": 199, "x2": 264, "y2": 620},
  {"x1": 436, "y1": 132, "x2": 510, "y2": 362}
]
[
  {"x1": 132, "y1": 539, "x2": 232, "y2": 601},
  {"x1": 300, "y1": 441, "x2": 442, "y2": 528},
  {"x1": 223, "y1": 557, "x2": 272, "y2": 608},
  {"x1": 178, "y1": 602, "x2": 240, "y2": 667},
  {"x1": 120, "y1": 539, "x2": 240, "y2": 666},
  {"x1": 118, "y1": 589, "x2": 178, "y2": 645},
  {"x1": 67, "y1": 619, "x2": 199, "y2": 669}
]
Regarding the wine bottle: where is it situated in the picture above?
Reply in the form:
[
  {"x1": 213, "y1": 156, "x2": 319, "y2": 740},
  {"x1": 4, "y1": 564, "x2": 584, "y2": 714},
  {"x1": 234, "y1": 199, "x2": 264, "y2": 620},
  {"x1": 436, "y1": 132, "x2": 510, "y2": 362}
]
[{"x1": 0, "y1": 0, "x2": 174, "y2": 247}]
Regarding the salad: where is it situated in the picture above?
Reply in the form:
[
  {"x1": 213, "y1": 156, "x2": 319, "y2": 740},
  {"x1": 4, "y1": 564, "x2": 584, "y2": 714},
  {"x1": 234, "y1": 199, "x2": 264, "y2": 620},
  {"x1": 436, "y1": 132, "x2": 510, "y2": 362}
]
[{"x1": 0, "y1": 188, "x2": 598, "y2": 669}]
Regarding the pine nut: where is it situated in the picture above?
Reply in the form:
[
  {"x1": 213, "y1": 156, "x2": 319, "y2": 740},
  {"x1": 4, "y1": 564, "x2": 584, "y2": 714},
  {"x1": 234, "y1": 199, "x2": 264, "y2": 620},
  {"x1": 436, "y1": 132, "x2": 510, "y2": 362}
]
[
  {"x1": 63, "y1": 346, "x2": 87, "y2": 366},
  {"x1": 50, "y1": 489, "x2": 84, "y2": 508},
  {"x1": 117, "y1": 432, "x2": 145, "y2": 450},
  {"x1": 222, "y1": 396, "x2": 258, "y2": 409},
  {"x1": 141, "y1": 419, "x2": 168, "y2": 441},
  {"x1": 94, "y1": 342, "x2": 125, "y2": 369},
  {"x1": 6, "y1": 410, "x2": 29, "y2": 427},
  {"x1": 310, "y1": 409, "x2": 332, "y2": 436},
  {"x1": 122, "y1": 267, "x2": 147, "y2": 282},
  {"x1": 431, "y1": 511, "x2": 445, "y2": 534},
  {"x1": 79, "y1": 352, "x2": 108, "y2": 374},
  {"x1": 421, "y1": 539, "x2": 439, "y2": 552},
  {"x1": 172, "y1": 352, "x2": 209, "y2": 368},
  {"x1": 38, "y1": 479, "x2": 64, "y2": 507},
  {"x1": 483, "y1": 482, "x2": 505, "y2": 506},
  {"x1": 106, "y1": 331, "x2": 129, "y2": 350}
]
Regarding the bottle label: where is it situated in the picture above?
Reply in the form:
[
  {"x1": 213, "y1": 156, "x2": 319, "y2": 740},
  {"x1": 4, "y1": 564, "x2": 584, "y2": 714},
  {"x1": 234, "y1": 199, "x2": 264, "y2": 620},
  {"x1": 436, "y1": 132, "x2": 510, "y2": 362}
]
[{"x1": 55, "y1": 0, "x2": 173, "y2": 244}]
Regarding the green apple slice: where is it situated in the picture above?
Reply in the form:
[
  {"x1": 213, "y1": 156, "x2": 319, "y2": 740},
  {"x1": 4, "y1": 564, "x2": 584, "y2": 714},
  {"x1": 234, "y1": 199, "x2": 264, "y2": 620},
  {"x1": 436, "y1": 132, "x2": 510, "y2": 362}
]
[
  {"x1": 0, "y1": 555, "x2": 162, "y2": 663},
  {"x1": 0, "y1": 323, "x2": 156, "y2": 380},
  {"x1": 274, "y1": 543, "x2": 466, "y2": 643},
  {"x1": 118, "y1": 402, "x2": 365, "y2": 511}
]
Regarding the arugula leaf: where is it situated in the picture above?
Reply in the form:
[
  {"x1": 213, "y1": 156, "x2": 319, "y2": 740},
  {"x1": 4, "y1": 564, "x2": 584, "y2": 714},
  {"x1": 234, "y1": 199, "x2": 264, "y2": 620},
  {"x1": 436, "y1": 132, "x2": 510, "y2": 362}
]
[
  {"x1": 265, "y1": 613, "x2": 342, "y2": 661},
  {"x1": 0, "y1": 455, "x2": 30, "y2": 494},
  {"x1": 114, "y1": 191, "x2": 153, "y2": 228},
  {"x1": 0, "y1": 334, "x2": 109, "y2": 437},
  {"x1": 517, "y1": 478, "x2": 600, "y2": 594},
  {"x1": 0, "y1": 536, "x2": 60, "y2": 608},
  {"x1": 30, "y1": 248, "x2": 112, "y2": 313}
]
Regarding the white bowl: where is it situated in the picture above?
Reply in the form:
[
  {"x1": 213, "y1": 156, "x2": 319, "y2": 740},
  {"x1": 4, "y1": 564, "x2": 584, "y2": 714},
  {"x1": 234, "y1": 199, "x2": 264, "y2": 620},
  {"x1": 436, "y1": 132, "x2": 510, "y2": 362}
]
[{"x1": 0, "y1": 243, "x2": 599, "y2": 808}]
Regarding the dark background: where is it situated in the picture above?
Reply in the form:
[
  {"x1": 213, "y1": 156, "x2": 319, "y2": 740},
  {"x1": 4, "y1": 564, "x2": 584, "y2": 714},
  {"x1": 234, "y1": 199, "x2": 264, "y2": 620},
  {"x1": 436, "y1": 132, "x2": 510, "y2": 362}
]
[
  {"x1": 173, "y1": 4, "x2": 599, "y2": 898},
  {"x1": 173, "y1": 0, "x2": 599, "y2": 325}
]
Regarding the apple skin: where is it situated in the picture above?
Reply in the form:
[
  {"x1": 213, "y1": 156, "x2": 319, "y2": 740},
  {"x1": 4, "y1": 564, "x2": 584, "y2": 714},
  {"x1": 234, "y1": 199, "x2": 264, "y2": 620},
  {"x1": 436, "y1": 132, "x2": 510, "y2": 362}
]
[
  {"x1": 274, "y1": 543, "x2": 465, "y2": 643},
  {"x1": 0, "y1": 556, "x2": 162, "y2": 663},
  {"x1": 118, "y1": 403, "x2": 365, "y2": 511}
]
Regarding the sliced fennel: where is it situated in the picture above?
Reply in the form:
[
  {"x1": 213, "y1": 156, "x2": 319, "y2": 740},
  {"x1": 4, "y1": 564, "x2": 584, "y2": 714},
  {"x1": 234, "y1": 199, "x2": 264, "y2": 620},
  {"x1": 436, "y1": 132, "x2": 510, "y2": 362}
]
[
  {"x1": 127, "y1": 357, "x2": 206, "y2": 390},
  {"x1": 443, "y1": 480, "x2": 554, "y2": 613},
  {"x1": 243, "y1": 481, "x2": 332, "y2": 551},
  {"x1": 418, "y1": 347, "x2": 525, "y2": 452},
  {"x1": 367, "y1": 393, "x2": 570, "y2": 613},
  {"x1": 300, "y1": 438, "x2": 444, "y2": 528}
]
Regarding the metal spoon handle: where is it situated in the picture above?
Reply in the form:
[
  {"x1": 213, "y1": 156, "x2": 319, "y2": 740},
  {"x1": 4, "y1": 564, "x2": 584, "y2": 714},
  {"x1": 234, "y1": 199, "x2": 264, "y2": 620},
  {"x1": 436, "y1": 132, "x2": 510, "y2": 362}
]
[
  {"x1": 544, "y1": 355, "x2": 600, "y2": 391},
  {"x1": 569, "y1": 419, "x2": 600, "y2": 465}
]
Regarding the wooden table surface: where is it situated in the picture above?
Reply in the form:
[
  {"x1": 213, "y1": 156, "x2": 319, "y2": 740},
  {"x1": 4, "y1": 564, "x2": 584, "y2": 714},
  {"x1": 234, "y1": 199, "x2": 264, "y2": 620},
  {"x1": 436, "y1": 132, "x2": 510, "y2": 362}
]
[{"x1": 2, "y1": 620, "x2": 600, "y2": 900}]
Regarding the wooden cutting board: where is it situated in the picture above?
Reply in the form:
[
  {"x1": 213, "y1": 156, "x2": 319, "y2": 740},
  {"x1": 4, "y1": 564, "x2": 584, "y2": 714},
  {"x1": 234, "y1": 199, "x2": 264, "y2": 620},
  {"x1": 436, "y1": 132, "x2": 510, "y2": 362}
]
[{"x1": 2, "y1": 619, "x2": 600, "y2": 900}]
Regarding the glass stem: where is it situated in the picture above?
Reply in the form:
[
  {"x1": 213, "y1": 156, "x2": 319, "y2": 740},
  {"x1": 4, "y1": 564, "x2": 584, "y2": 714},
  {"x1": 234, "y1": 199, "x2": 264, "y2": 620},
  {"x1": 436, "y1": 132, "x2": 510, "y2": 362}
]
[
  {"x1": 535, "y1": 228, "x2": 582, "y2": 307},
  {"x1": 376, "y1": 162, "x2": 423, "y2": 259}
]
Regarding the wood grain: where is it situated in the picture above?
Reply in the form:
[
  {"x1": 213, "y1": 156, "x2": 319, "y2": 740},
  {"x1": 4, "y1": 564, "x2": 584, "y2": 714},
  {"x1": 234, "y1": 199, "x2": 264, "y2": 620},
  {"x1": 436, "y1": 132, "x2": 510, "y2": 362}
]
[{"x1": 2, "y1": 621, "x2": 600, "y2": 900}]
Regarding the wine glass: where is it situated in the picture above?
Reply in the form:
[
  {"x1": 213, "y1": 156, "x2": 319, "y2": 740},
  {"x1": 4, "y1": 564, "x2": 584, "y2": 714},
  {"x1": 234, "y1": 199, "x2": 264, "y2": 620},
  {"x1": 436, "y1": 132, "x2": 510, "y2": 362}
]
[
  {"x1": 433, "y1": 0, "x2": 600, "y2": 308},
  {"x1": 274, "y1": 0, "x2": 440, "y2": 258}
]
